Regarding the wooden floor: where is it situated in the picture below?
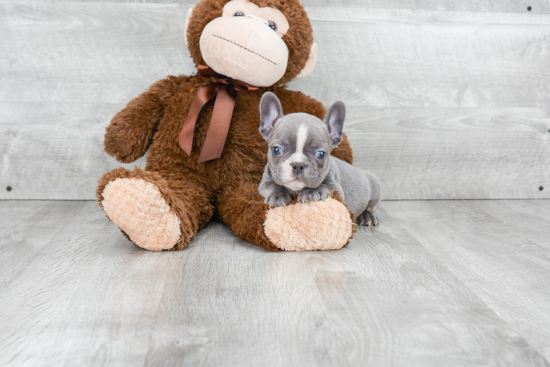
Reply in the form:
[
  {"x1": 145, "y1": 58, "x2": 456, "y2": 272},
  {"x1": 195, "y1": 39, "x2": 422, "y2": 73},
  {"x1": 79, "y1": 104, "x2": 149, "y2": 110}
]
[{"x1": 1, "y1": 200, "x2": 549, "y2": 367}]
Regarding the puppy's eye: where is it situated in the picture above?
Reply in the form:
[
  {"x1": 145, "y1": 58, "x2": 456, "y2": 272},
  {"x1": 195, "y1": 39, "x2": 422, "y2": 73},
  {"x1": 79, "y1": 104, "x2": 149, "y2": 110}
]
[
  {"x1": 316, "y1": 151, "x2": 326, "y2": 159},
  {"x1": 268, "y1": 21, "x2": 277, "y2": 31},
  {"x1": 272, "y1": 147, "x2": 282, "y2": 156},
  {"x1": 235, "y1": 11, "x2": 244, "y2": 16}
]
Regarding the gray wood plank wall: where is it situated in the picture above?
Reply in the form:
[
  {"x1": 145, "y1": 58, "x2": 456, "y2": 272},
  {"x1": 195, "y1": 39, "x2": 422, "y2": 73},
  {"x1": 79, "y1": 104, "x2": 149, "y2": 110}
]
[
  {"x1": 1, "y1": 1, "x2": 549, "y2": 200},
  {"x1": 17, "y1": 0, "x2": 550, "y2": 14}
]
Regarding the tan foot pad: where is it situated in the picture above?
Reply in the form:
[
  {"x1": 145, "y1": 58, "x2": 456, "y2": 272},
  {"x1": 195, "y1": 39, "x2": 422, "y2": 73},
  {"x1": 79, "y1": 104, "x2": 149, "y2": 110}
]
[
  {"x1": 264, "y1": 198, "x2": 353, "y2": 251},
  {"x1": 102, "y1": 178, "x2": 181, "y2": 251}
]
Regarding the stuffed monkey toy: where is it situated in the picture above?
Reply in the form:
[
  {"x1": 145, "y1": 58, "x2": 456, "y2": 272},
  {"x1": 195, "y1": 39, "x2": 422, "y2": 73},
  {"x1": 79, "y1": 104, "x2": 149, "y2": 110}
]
[{"x1": 97, "y1": 0, "x2": 355, "y2": 252}]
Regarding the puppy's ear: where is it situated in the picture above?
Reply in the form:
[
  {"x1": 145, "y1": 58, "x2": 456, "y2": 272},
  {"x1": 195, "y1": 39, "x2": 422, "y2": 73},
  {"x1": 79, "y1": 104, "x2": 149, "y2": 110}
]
[
  {"x1": 324, "y1": 101, "x2": 346, "y2": 148},
  {"x1": 259, "y1": 92, "x2": 284, "y2": 140}
]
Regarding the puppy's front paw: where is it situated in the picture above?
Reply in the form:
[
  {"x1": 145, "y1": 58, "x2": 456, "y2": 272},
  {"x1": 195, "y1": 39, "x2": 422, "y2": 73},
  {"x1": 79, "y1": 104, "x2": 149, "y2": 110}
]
[
  {"x1": 298, "y1": 187, "x2": 331, "y2": 203},
  {"x1": 265, "y1": 191, "x2": 292, "y2": 207}
]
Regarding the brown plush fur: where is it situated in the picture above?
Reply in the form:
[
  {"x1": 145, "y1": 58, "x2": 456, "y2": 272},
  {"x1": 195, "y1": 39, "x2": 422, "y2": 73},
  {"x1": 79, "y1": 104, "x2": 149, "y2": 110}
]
[{"x1": 98, "y1": 0, "x2": 354, "y2": 251}]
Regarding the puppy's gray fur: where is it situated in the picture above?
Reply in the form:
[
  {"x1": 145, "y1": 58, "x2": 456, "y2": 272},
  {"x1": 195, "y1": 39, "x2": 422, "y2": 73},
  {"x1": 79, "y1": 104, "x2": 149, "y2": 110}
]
[{"x1": 258, "y1": 92, "x2": 382, "y2": 226}]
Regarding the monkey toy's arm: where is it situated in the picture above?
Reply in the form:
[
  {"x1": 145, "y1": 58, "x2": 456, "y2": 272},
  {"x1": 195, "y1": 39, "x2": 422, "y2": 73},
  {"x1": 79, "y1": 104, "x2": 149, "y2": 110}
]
[
  {"x1": 273, "y1": 88, "x2": 354, "y2": 165},
  {"x1": 104, "y1": 76, "x2": 184, "y2": 163}
]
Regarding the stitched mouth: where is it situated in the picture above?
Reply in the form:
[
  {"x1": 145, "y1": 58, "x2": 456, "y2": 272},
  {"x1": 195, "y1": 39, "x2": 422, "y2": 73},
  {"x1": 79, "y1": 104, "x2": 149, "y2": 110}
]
[{"x1": 212, "y1": 34, "x2": 277, "y2": 65}]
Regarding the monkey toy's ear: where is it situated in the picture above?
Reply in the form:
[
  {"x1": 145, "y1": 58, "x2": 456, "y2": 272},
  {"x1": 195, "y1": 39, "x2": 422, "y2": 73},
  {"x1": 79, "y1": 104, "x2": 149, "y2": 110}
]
[
  {"x1": 323, "y1": 101, "x2": 346, "y2": 148},
  {"x1": 184, "y1": 6, "x2": 194, "y2": 47},
  {"x1": 259, "y1": 92, "x2": 284, "y2": 140},
  {"x1": 296, "y1": 42, "x2": 318, "y2": 78}
]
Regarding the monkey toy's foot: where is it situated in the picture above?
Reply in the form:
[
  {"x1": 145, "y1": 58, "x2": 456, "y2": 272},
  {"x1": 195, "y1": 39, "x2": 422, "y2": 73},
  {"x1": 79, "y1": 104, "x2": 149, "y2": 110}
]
[
  {"x1": 357, "y1": 210, "x2": 379, "y2": 227},
  {"x1": 263, "y1": 195, "x2": 354, "y2": 251},
  {"x1": 99, "y1": 173, "x2": 182, "y2": 251}
]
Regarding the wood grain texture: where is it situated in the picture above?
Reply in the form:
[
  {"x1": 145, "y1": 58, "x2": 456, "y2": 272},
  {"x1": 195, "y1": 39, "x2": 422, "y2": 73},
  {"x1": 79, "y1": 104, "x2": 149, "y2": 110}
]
[
  {"x1": 2, "y1": 3, "x2": 549, "y2": 108},
  {"x1": 0, "y1": 102, "x2": 146, "y2": 199},
  {"x1": 0, "y1": 2, "x2": 196, "y2": 104},
  {"x1": 27, "y1": 0, "x2": 550, "y2": 15},
  {"x1": 345, "y1": 106, "x2": 550, "y2": 200},
  {"x1": 1, "y1": 200, "x2": 550, "y2": 366},
  {"x1": 472, "y1": 200, "x2": 550, "y2": 248},
  {"x1": 297, "y1": 8, "x2": 550, "y2": 109},
  {"x1": 384, "y1": 200, "x2": 550, "y2": 362},
  {"x1": 2, "y1": 105, "x2": 548, "y2": 200},
  {"x1": 303, "y1": 1, "x2": 550, "y2": 14}
]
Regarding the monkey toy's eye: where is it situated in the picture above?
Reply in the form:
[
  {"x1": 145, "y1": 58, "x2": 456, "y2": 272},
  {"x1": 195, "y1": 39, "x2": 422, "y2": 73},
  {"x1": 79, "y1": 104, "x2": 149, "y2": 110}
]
[
  {"x1": 316, "y1": 151, "x2": 326, "y2": 159},
  {"x1": 268, "y1": 21, "x2": 277, "y2": 31},
  {"x1": 234, "y1": 11, "x2": 244, "y2": 16},
  {"x1": 272, "y1": 146, "x2": 282, "y2": 156}
]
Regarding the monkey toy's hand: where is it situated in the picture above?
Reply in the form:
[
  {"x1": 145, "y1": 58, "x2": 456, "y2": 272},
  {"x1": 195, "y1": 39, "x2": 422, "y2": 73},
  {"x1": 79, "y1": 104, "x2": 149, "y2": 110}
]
[{"x1": 104, "y1": 78, "x2": 177, "y2": 163}]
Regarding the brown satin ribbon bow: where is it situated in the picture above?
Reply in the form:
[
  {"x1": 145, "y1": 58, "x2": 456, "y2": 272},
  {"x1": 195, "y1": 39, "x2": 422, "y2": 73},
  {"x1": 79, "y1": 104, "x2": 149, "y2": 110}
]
[{"x1": 178, "y1": 65, "x2": 259, "y2": 163}]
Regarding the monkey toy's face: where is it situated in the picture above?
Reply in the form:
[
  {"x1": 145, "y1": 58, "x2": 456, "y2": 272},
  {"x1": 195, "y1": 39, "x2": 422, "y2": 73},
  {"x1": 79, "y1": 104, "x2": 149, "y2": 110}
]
[
  {"x1": 186, "y1": 0, "x2": 318, "y2": 87},
  {"x1": 201, "y1": 0, "x2": 289, "y2": 86}
]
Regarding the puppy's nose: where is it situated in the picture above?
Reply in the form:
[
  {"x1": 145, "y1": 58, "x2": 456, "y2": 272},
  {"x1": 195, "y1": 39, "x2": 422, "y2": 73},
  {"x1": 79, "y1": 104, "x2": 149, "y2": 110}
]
[{"x1": 291, "y1": 162, "x2": 306, "y2": 174}]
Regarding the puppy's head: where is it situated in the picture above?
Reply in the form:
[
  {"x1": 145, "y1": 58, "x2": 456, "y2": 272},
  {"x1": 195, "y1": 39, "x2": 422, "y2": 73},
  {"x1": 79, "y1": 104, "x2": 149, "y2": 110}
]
[{"x1": 259, "y1": 92, "x2": 345, "y2": 191}]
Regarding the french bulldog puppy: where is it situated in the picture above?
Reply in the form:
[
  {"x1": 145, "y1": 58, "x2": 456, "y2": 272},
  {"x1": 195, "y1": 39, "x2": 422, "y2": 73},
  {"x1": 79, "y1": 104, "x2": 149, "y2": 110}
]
[{"x1": 258, "y1": 92, "x2": 382, "y2": 226}]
